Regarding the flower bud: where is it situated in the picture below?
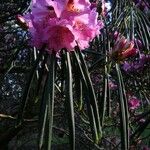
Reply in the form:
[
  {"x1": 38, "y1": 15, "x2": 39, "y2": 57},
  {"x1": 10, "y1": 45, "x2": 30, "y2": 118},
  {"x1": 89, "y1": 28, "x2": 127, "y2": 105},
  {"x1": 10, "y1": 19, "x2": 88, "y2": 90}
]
[
  {"x1": 16, "y1": 15, "x2": 28, "y2": 30},
  {"x1": 110, "y1": 36, "x2": 137, "y2": 61}
]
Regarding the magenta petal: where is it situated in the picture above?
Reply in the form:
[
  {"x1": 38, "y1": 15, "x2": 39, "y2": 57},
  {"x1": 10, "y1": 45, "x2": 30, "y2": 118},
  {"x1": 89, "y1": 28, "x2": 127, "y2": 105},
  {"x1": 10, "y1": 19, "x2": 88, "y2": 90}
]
[{"x1": 45, "y1": 0, "x2": 68, "y2": 18}]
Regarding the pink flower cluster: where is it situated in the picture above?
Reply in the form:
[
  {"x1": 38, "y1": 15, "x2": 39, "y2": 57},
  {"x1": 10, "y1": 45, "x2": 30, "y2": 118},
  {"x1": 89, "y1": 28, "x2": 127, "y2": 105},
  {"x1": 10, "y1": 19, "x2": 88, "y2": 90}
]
[{"x1": 23, "y1": 0, "x2": 104, "y2": 53}]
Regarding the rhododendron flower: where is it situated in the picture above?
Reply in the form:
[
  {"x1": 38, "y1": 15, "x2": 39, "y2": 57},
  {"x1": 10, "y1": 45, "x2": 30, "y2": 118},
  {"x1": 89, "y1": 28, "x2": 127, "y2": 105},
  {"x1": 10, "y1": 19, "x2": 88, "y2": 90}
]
[
  {"x1": 128, "y1": 97, "x2": 140, "y2": 110},
  {"x1": 21, "y1": 0, "x2": 103, "y2": 53},
  {"x1": 110, "y1": 36, "x2": 137, "y2": 61},
  {"x1": 43, "y1": 19, "x2": 76, "y2": 52}
]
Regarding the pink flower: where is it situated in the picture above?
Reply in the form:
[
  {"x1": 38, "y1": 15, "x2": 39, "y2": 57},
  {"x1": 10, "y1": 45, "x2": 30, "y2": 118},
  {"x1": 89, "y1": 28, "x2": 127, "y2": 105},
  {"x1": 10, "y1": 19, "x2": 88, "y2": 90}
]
[
  {"x1": 21, "y1": 0, "x2": 103, "y2": 53},
  {"x1": 128, "y1": 97, "x2": 140, "y2": 110},
  {"x1": 43, "y1": 19, "x2": 76, "y2": 53},
  {"x1": 72, "y1": 9, "x2": 103, "y2": 49}
]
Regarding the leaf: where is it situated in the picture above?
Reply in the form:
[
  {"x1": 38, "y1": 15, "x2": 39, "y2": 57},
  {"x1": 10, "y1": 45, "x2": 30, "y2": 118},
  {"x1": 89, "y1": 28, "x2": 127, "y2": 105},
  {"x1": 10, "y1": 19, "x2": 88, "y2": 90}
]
[
  {"x1": 72, "y1": 49, "x2": 102, "y2": 143},
  {"x1": 17, "y1": 50, "x2": 43, "y2": 125},
  {"x1": 38, "y1": 53, "x2": 56, "y2": 150},
  {"x1": 64, "y1": 51, "x2": 75, "y2": 150},
  {"x1": 115, "y1": 63, "x2": 129, "y2": 150}
]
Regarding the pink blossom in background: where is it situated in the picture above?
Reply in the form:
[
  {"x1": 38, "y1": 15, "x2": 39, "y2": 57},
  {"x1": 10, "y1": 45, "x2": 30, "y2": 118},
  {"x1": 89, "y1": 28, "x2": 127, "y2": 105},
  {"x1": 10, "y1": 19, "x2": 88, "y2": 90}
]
[
  {"x1": 21, "y1": 0, "x2": 104, "y2": 53},
  {"x1": 122, "y1": 53, "x2": 150, "y2": 73},
  {"x1": 128, "y1": 97, "x2": 140, "y2": 110}
]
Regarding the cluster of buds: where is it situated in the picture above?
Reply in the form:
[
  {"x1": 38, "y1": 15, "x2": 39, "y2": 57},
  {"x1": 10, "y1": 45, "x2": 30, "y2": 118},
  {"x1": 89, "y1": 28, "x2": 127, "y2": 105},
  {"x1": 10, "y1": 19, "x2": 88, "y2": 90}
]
[{"x1": 110, "y1": 35, "x2": 137, "y2": 62}]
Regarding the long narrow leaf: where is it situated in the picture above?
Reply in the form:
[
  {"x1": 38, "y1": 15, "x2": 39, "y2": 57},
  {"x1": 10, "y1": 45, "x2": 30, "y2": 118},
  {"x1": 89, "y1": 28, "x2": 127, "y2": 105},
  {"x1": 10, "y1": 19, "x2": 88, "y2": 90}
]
[
  {"x1": 39, "y1": 53, "x2": 56, "y2": 150},
  {"x1": 116, "y1": 63, "x2": 129, "y2": 150},
  {"x1": 17, "y1": 50, "x2": 43, "y2": 125},
  {"x1": 65, "y1": 51, "x2": 75, "y2": 150}
]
